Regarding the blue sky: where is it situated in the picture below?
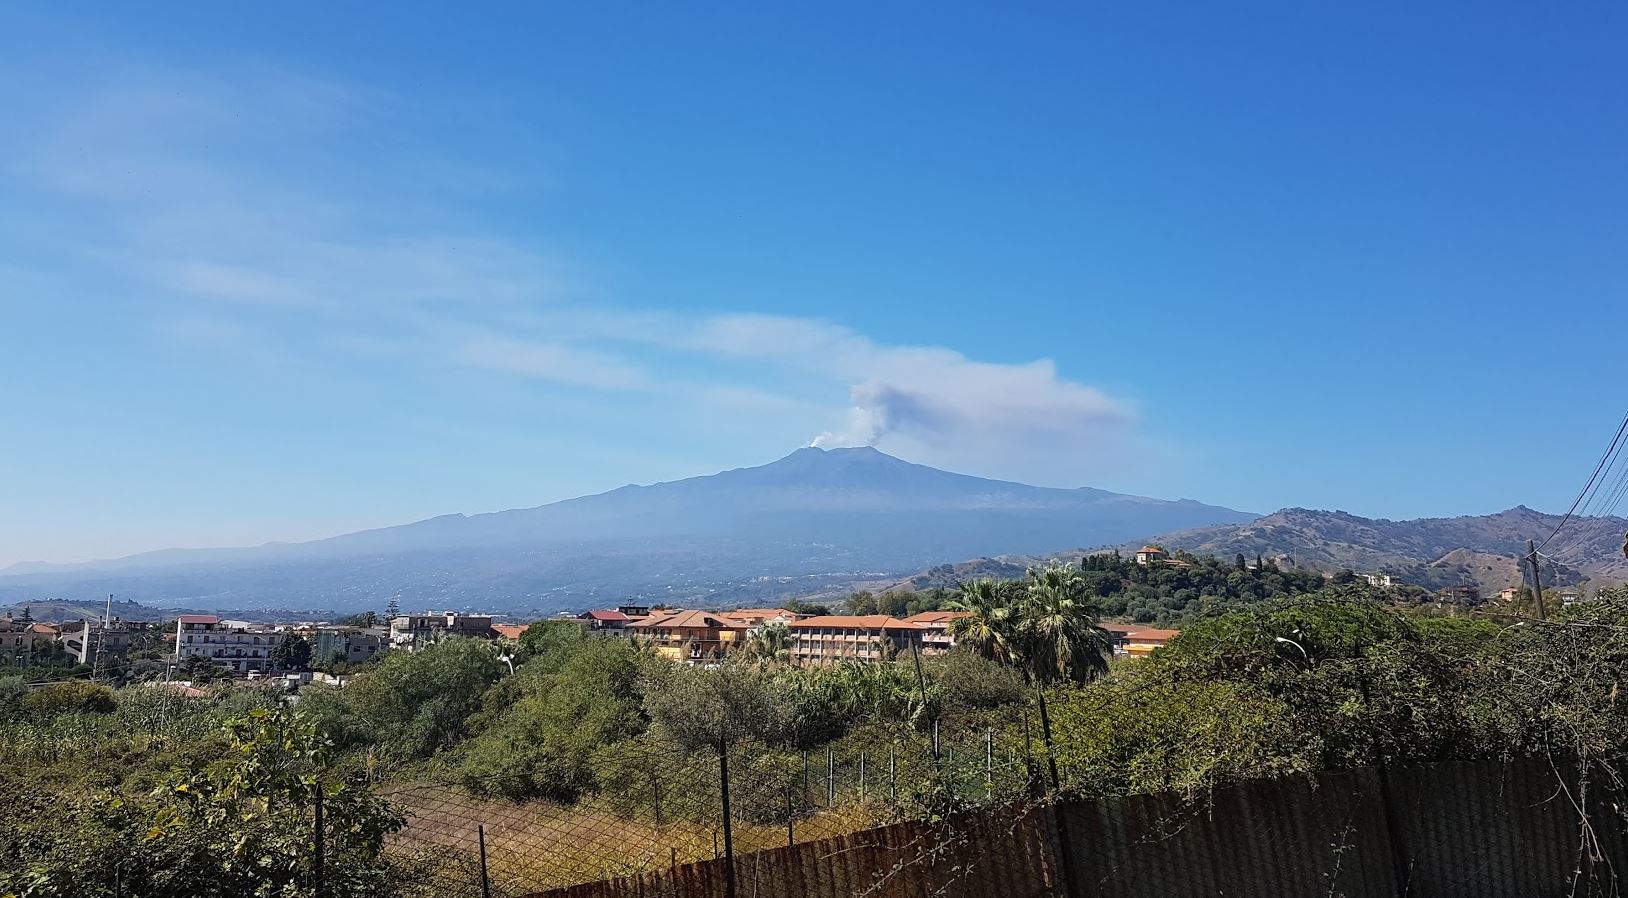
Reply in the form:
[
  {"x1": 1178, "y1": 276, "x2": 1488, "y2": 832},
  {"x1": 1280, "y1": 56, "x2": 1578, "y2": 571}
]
[{"x1": 2, "y1": 3, "x2": 1625, "y2": 565}]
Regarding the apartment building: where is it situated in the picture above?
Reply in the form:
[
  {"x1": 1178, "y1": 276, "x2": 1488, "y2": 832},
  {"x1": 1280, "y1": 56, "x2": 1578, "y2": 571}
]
[
  {"x1": 388, "y1": 613, "x2": 495, "y2": 649},
  {"x1": 0, "y1": 617, "x2": 57, "y2": 661},
  {"x1": 173, "y1": 615, "x2": 277, "y2": 674},
  {"x1": 58, "y1": 618, "x2": 141, "y2": 665},
  {"x1": 787, "y1": 615, "x2": 925, "y2": 664},
  {"x1": 903, "y1": 610, "x2": 970, "y2": 654},
  {"x1": 629, "y1": 609, "x2": 747, "y2": 663},
  {"x1": 312, "y1": 627, "x2": 388, "y2": 665}
]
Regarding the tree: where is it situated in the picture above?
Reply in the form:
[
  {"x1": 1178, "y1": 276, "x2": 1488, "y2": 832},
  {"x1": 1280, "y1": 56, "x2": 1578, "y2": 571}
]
[
  {"x1": 1019, "y1": 565, "x2": 1114, "y2": 685},
  {"x1": 384, "y1": 598, "x2": 399, "y2": 620},
  {"x1": 332, "y1": 637, "x2": 503, "y2": 759},
  {"x1": 23, "y1": 679, "x2": 116, "y2": 717},
  {"x1": 0, "y1": 707, "x2": 405, "y2": 898},
  {"x1": 782, "y1": 598, "x2": 831, "y2": 617},
  {"x1": 339, "y1": 611, "x2": 378, "y2": 629},
  {"x1": 949, "y1": 566, "x2": 1113, "y2": 686},
  {"x1": 516, "y1": 620, "x2": 586, "y2": 666},
  {"x1": 269, "y1": 633, "x2": 313, "y2": 671},
  {"x1": 741, "y1": 622, "x2": 793, "y2": 664},
  {"x1": 947, "y1": 580, "x2": 1020, "y2": 668}
]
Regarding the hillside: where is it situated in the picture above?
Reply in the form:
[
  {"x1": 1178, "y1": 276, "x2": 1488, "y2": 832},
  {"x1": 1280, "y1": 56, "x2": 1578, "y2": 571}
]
[
  {"x1": 868, "y1": 506, "x2": 1625, "y2": 597},
  {"x1": 0, "y1": 448, "x2": 1255, "y2": 614},
  {"x1": 1139, "y1": 506, "x2": 1621, "y2": 590}
]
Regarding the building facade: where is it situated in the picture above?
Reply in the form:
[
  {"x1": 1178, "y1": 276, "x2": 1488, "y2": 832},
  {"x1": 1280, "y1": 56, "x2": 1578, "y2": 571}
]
[
  {"x1": 388, "y1": 613, "x2": 495, "y2": 649},
  {"x1": 903, "y1": 610, "x2": 970, "y2": 654},
  {"x1": 58, "y1": 619, "x2": 140, "y2": 665},
  {"x1": 173, "y1": 615, "x2": 277, "y2": 675},
  {"x1": 629, "y1": 609, "x2": 747, "y2": 663},
  {"x1": 787, "y1": 615, "x2": 925, "y2": 664}
]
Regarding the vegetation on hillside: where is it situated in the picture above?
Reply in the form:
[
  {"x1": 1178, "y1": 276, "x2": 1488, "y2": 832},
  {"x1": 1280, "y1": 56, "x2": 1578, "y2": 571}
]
[{"x1": 9, "y1": 573, "x2": 1628, "y2": 894}]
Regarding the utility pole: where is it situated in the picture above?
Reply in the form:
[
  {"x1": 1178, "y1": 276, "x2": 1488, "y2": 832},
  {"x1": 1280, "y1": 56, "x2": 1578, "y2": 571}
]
[
  {"x1": 1525, "y1": 540, "x2": 1546, "y2": 622},
  {"x1": 91, "y1": 593, "x2": 113, "y2": 681}
]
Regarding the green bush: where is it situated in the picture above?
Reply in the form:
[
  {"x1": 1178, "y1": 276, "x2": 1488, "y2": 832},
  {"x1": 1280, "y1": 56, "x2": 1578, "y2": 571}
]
[{"x1": 23, "y1": 680, "x2": 117, "y2": 717}]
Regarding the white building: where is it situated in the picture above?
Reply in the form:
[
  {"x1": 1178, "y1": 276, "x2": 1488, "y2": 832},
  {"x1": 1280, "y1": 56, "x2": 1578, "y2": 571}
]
[{"x1": 174, "y1": 614, "x2": 277, "y2": 675}]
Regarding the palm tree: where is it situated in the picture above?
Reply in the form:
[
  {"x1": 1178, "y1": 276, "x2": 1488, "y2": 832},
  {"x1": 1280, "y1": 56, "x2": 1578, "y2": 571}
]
[
  {"x1": 742, "y1": 622, "x2": 793, "y2": 664},
  {"x1": 1017, "y1": 565, "x2": 1113, "y2": 685},
  {"x1": 947, "y1": 579, "x2": 1020, "y2": 667}
]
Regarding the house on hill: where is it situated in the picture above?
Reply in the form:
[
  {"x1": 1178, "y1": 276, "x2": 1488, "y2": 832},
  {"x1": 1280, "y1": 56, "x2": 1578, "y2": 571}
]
[{"x1": 1134, "y1": 545, "x2": 1167, "y2": 566}]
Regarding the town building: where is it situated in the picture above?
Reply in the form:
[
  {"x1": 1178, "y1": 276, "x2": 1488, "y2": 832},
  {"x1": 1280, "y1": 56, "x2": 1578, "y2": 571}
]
[
  {"x1": 1560, "y1": 587, "x2": 1586, "y2": 606},
  {"x1": 173, "y1": 615, "x2": 278, "y2": 675},
  {"x1": 312, "y1": 628, "x2": 388, "y2": 665},
  {"x1": 491, "y1": 624, "x2": 527, "y2": 643},
  {"x1": 1498, "y1": 586, "x2": 1521, "y2": 603},
  {"x1": 1102, "y1": 624, "x2": 1181, "y2": 657},
  {"x1": 903, "y1": 610, "x2": 971, "y2": 654},
  {"x1": 720, "y1": 608, "x2": 810, "y2": 630},
  {"x1": 1363, "y1": 573, "x2": 1396, "y2": 588},
  {"x1": 0, "y1": 617, "x2": 57, "y2": 662},
  {"x1": 629, "y1": 609, "x2": 748, "y2": 663},
  {"x1": 1134, "y1": 545, "x2": 1167, "y2": 566},
  {"x1": 787, "y1": 615, "x2": 926, "y2": 664},
  {"x1": 1437, "y1": 585, "x2": 1481, "y2": 604},
  {"x1": 388, "y1": 613, "x2": 495, "y2": 649},
  {"x1": 58, "y1": 618, "x2": 140, "y2": 665},
  {"x1": 578, "y1": 609, "x2": 635, "y2": 636}
]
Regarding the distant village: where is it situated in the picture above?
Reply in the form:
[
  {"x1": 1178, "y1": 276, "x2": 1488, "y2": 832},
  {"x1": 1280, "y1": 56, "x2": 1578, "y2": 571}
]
[
  {"x1": 2, "y1": 546, "x2": 1602, "y2": 684},
  {"x1": 0, "y1": 602, "x2": 1181, "y2": 683}
]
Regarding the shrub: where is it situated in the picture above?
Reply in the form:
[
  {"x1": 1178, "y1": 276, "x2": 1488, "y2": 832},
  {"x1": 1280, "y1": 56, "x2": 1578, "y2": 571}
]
[{"x1": 23, "y1": 680, "x2": 117, "y2": 717}]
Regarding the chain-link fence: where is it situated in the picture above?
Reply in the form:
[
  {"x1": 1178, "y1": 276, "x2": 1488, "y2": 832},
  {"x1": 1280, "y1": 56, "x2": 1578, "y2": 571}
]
[{"x1": 378, "y1": 721, "x2": 1042, "y2": 898}]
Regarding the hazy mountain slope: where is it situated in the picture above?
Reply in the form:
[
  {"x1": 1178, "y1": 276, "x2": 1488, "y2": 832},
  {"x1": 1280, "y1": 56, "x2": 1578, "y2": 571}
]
[
  {"x1": 869, "y1": 506, "x2": 1626, "y2": 596},
  {"x1": 1133, "y1": 506, "x2": 1623, "y2": 589},
  {"x1": 0, "y1": 447, "x2": 1256, "y2": 613}
]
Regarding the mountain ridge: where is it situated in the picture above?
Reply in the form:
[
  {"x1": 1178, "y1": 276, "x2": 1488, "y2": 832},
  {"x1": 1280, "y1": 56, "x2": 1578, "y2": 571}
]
[
  {"x1": 0, "y1": 447, "x2": 1256, "y2": 612},
  {"x1": 873, "y1": 505, "x2": 1628, "y2": 596}
]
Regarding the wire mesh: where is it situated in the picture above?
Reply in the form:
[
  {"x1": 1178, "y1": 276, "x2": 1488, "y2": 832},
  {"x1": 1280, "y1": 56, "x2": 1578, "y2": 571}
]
[{"x1": 376, "y1": 723, "x2": 1041, "y2": 898}]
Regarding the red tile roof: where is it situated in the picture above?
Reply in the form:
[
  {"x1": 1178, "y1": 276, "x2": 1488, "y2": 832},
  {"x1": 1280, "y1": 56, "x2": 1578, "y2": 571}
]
[
  {"x1": 491, "y1": 624, "x2": 527, "y2": 641},
  {"x1": 177, "y1": 614, "x2": 220, "y2": 625},
  {"x1": 789, "y1": 615, "x2": 924, "y2": 631},
  {"x1": 582, "y1": 610, "x2": 630, "y2": 622},
  {"x1": 631, "y1": 609, "x2": 747, "y2": 630},
  {"x1": 904, "y1": 611, "x2": 972, "y2": 625}
]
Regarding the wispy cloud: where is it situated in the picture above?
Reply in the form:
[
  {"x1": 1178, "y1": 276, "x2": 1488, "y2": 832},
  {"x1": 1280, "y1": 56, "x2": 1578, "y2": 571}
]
[{"x1": 6, "y1": 63, "x2": 1155, "y2": 487}]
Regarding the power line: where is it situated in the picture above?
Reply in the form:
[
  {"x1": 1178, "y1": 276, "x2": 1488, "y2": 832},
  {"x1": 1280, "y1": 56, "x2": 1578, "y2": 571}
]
[{"x1": 1538, "y1": 409, "x2": 1628, "y2": 552}]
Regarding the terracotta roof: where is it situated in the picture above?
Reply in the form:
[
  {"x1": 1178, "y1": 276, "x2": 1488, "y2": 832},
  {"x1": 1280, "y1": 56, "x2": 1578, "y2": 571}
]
[
  {"x1": 581, "y1": 610, "x2": 631, "y2": 622},
  {"x1": 632, "y1": 609, "x2": 746, "y2": 630},
  {"x1": 1138, "y1": 545, "x2": 1164, "y2": 553},
  {"x1": 904, "y1": 611, "x2": 971, "y2": 625},
  {"x1": 1124, "y1": 628, "x2": 1180, "y2": 642},
  {"x1": 491, "y1": 624, "x2": 527, "y2": 641},
  {"x1": 789, "y1": 615, "x2": 924, "y2": 631},
  {"x1": 178, "y1": 614, "x2": 220, "y2": 625}
]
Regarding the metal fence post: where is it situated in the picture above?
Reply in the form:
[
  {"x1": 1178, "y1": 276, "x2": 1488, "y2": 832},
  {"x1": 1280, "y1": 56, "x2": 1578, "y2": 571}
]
[
  {"x1": 1036, "y1": 687, "x2": 1078, "y2": 898},
  {"x1": 718, "y1": 740, "x2": 736, "y2": 898},
  {"x1": 785, "y1": 785, "x2": 795, "y2": 848},
  {"x1": 827, "y1": 747, "x2": 835, "y2": 805},
  {"x1": 478, "y1": 824, "x2": 491, "y2": 898},
  {"x1": 312, "y1": 787, "x2": 325, "y2": 898},
  {"x1": 652, "y1": 768, "x2": 663, "y2": 827},
  {"x1": 859, "y1": 751, "x2": 866, "y2": 800},
  {"x1": 986, "y1": 728, "x2": 994, "y2": 799},
  {"x1": 889, "y1": 746, "x2": 897, "y2": 803}
]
